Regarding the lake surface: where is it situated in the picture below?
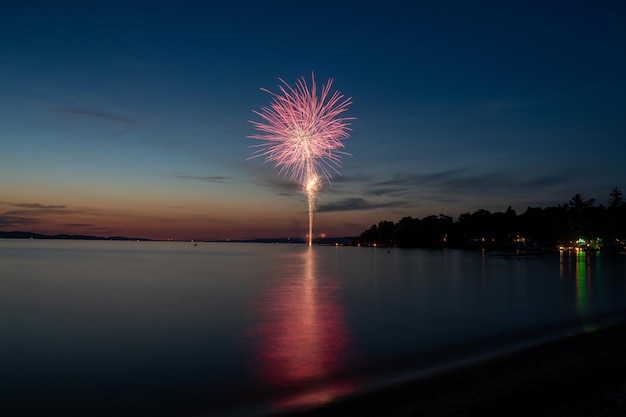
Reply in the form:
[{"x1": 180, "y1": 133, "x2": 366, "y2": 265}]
[{"x1": 2, "y1": 240, "x2": 626, "y2": 416}]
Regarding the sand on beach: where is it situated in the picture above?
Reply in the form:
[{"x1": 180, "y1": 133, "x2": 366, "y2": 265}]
[{"x1": 280, "y1": 323, "x2": 626, "y2": 417}]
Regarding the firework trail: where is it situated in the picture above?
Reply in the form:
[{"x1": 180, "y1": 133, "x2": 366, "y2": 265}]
[{"x1": 248, "y1": 74, "x2": 353, "y2": 245}]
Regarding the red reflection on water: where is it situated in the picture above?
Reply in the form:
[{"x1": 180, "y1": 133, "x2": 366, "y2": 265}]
[{"x1": 251, "y1": 247, "x2": 353, "y2": 409}]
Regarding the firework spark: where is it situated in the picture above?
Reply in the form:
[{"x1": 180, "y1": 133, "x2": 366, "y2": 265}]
[{"x1": 248, "y1": 74, "x2": 353, "y2": 245}]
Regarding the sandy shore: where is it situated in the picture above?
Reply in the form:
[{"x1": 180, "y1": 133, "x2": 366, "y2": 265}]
[{"x1": 280, "y1": 322, "x2": 626, "y2": 417}]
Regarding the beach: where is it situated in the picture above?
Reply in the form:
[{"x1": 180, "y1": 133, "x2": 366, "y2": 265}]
[{"x1": 282, "y1": 322, "x2": 626, "y2": 417}]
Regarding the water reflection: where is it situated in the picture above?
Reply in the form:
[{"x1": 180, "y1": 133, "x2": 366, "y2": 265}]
[
  {"x1": 575, "y1": 250, "x2": 597, "y2": 331},
  {"x1": 250, "y1": 246, "x2": 353, "y2": 411},
  {"x1": 561, "y1": 249, "x2": 597, "y2": 331}
]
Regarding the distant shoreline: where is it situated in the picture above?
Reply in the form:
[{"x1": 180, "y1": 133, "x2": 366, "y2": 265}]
[
  {"x1": 0, "y1": 231, "x2": 357, "y2": 245},
  {"x1": 0, "y1": 230, "x2": 153, "y2": 241}
]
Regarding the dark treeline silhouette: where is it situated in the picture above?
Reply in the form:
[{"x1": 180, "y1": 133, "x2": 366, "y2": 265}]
[{"x1": 357, "y1": 188, "x2": 626, "y2": 251}]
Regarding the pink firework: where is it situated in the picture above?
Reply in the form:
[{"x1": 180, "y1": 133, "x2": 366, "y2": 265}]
[{"x1": 248, "y1": 74, "x2": 353, "y2": 245}]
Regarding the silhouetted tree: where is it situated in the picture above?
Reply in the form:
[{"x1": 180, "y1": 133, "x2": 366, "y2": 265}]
[
  {"x1": 606, "y1": 187, "x2": 626, "y2": 240},
  {"x1": 569, "y1": 193, "x2": 595, "y2": 210},
  {"x1": 392, "y1": 216, "x2": 419, "y2": 247},
  {"x1": 357, "y1": 188, "x2": 625, "y2": 249},
  {"x1": 565, "y1": 193, "x2": 601, "y2": 240},
  {"x1": 609, "y1": 187, "x2": 624, "y2": 209},
  {"x1": 376, "y1": 221, "x2": 395, "y2": 246},
  {"x1": 419, "y1": 215, "x2": 454, "y2": 247},
  {"x1": 359, "y1": 224, "x2": 380, "y2": 246},
  {"x1": 358, "y1": 221, "x2": 397, "y2": 246},
  {"x1": 518, "y1": 207, "x2": 559, "y2": 244}
]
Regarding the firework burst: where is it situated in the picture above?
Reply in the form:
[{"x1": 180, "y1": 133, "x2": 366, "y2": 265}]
[{"x1": 248, "y1": 74, "x2": 353, "y2": 245}]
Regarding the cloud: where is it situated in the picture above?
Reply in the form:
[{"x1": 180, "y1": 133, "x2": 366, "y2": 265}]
[
  {"x1": 329, "y1": 173, "x2": 374, "y2": 184},
  {"x1": 3, "y1": 208, "x2": 76, "y2": 217},
  {"x1": 419, "y1": 194, "x2": 462, "y2": 204},
  {"x1": 317, "y1": 197, "x2": 404, "y2": 213},
  {"x1": 244, "y1": 168, "x2": 300, "y2": 196},
  {"x1": 432, "y1": 171, "x2": 572, "y2": 195},
  {"x1": 65, "y1": 223, "x2": 95, "y2": 228},
  {"x1": 56, "y1": 108, "x2": 134, "y2": 126},
  {"x1": 53, "y1": 107, "x2": 135, "y2": 137},
  {"x1": 243, "y1": 164, "x2": 300, "y2": 194},
  {"x1": 367, "y1": 168, "x2": 573, "y2": 197},
  {"x1": 371, "y1": 168, "x2": 467, "y2": 189},
  {"x1": 256, "y1": 177, "x2": 300, "y2": 195},
  {"x1": 367, "y1": 186, "x2": 412, "y2": 197},
  {"x1": 0, "y1": 214, "x2": 40, "y2": 228},
  {"x1": 174, "y1": 175, "x2": 230, "y2": 183},
  {"x1": 521, "y1": 174, "x2": 572, "y2": 189},
  {"x1": 0, "y1": 201, "x2": 77, "y2": 229},
  {"x1": 10, "y1": 203, "x2": 66, "y2": 209}
]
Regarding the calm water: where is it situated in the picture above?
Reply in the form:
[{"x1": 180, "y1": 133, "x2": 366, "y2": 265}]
[{"x1": 2, "y1": 239, "x2": 626, "y2": 416}]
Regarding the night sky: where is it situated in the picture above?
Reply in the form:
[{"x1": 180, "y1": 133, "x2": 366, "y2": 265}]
[{"x1": 2, "y1": 1, "x2": 625, "y2": 240}]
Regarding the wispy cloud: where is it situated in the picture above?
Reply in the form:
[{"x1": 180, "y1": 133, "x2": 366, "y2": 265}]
[
  {"x1": 3, "y1": 208, "x2": 75, "y2": 217},
  {"x1": 56, "y1": 108, "x2": 134, "y2": 125},
  {"x1": 174, "y1": 175, "x2": 230, "y2": 184},
  {"x1": 317, "y1": 197, "x2": 404, "y2": 213},
  {"x1": 521, "y1": 174, "x2": 572, "y2": 189},
  {"x1": 10, "y1": 203, "x2": 66, "y2": 209},
  {"x1": 367, "y1": 168, "x2": 573, "y2": 197},
  {"x1": 254, "y1": 177, "x2": 300, "y2": 195},
  {"x1": 243, "y1": 164, "x2": 301, "y2": 195},
  {"x1": 0, "y1": 201, "x2": 76, "y2": 229},
  {"x1": 0, "y1": 214, "x2": 40, "y2": 228},
  {"x1": 53, "y1": 107, "x2": 135, "y2": 137}
]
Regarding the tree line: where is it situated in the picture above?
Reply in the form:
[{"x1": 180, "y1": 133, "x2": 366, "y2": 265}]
[{"x1": 357, "y1": 188, "x2": 626, "y2": 250}]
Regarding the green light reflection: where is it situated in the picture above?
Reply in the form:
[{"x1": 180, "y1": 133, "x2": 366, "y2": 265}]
[{"x1": 575, "y1": 250, "x2": 597, "y2": 332}]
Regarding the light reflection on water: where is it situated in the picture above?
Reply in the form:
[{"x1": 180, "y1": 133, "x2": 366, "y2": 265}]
[
  {"x1": 576, "y1": 252, "x2": 591, "y2": 320},
  {"x1": 560, "y1": 249, "x2": 599, "y2": 332},
  {"x1": 249, "y1": 246, "x2": 354, "y2": 412}
]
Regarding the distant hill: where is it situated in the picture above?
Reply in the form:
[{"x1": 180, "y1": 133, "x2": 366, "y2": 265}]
[{"x1": 0, "y1": 231, "x2": 152, "y2": 241}]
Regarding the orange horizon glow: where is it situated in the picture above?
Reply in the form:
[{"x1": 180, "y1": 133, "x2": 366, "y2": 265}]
[{"x1": 0, "y1": 196, "x2": 372, "y2": 241}]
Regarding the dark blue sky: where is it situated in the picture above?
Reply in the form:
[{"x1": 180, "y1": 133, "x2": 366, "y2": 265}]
[{"x1": 1, "y1": 1, "x2": 625, "y2": 239}]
